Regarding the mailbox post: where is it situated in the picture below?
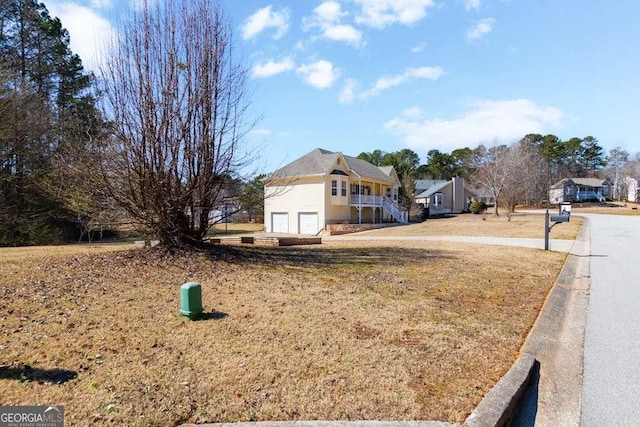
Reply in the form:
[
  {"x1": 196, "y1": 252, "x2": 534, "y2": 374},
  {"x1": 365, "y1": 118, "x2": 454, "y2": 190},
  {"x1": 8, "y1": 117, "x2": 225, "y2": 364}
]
[{"x1": 545, "y1": 209, "x2": 570, "y2": 250}]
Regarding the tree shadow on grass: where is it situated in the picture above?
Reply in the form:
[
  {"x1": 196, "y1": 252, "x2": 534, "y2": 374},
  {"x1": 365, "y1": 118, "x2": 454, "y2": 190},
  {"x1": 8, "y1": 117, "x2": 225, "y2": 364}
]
[
  {"x1": 0, "y1": 364, "x2": 77, "y2": 384},
  {"x1": 205, "y1": 245, "x2": 455, "y2": 268}
]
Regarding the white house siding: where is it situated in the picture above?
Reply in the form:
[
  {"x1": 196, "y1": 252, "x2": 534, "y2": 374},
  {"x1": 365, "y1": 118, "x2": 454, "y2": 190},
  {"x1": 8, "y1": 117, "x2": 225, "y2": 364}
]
[{"x1": 265, "y1": 178, "x2": 325, "y2": 233}]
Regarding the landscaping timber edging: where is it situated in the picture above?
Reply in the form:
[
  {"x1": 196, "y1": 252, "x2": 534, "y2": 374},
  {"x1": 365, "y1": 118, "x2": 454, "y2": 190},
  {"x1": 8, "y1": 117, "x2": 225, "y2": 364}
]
[{"x1": 207, "y1": 236, "x2": 322, "y2": 247}]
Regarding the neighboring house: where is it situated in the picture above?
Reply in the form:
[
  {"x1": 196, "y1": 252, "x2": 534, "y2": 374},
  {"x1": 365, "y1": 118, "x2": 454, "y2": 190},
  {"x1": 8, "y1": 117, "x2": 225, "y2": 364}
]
[
  {"x1": 264, "y1": 148, "x2": 406, "y2": 235},
  {"x1": 209, "y1": 201, "x2": 239, "y2": 224},
  {"x1": 469, "y1": 188, "x2": 496, "y2": 206},
  {"x1": 549, "y1": 178, "x2": 613, "y2": 203},
  {"x1": 415, "y1": 179, "x2": 448, "y2": 195},
  {"x1": 414, "y1": 177, "x2": 474, "y2": 216}
]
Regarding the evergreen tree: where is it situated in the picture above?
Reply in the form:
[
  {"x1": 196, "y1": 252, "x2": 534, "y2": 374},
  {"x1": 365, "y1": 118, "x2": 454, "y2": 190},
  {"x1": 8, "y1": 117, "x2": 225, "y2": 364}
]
[{"x1": 0, "y1": 0, "x2": 100, "y2": 245}]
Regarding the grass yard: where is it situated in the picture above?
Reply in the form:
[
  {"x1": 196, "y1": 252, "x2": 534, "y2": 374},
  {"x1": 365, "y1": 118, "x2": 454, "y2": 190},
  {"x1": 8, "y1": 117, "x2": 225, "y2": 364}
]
[
  {"x1": 570, "y1": 201, "x2": 640, "y2": 216},
  {"x1": 361, "y1": 213, "x2": 583, "y2": 240},
  {"x1": 0, "y1": 241, "x2": 566, "y2": 425},
  {"x1": 208, "y1": 222, "x2": 265, "y2": 236}
]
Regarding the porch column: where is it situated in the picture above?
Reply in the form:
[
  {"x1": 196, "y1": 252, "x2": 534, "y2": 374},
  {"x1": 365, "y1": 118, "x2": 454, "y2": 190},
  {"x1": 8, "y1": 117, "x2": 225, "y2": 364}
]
[{"x1": 358, "y1": 178, "x2": 362, "y2": 224}]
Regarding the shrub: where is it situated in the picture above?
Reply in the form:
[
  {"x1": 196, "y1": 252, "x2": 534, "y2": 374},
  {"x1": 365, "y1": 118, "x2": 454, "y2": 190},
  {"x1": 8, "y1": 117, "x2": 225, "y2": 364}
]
[{"x1": 469, "y1": 201, "x2": 487, "y2": 214}]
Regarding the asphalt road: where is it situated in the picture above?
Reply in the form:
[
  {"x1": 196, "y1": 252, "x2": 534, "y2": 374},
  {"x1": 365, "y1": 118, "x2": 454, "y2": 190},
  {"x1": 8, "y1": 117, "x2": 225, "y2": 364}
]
[{"x1": 581, "y1": 213, "x2": 640, "y2": 425}]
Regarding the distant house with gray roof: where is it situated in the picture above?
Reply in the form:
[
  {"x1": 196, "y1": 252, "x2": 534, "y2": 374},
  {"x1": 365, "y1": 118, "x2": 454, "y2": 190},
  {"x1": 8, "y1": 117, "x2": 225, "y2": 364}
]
[
  {"x1": 264, "y1": 148, "x2": 406, "y2": 234},
  {"x1": 549, "y1": 178, "x2": 613, "y2": 203},
  {"x1": 414, "y1": 177, "x2": 475, "y2": 215}
]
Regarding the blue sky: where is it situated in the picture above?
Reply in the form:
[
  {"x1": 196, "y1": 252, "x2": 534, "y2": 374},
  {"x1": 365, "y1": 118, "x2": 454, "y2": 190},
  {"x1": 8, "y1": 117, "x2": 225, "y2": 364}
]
[{"x1": 45, "y1": 0, "x2": 640, "y2": 174}]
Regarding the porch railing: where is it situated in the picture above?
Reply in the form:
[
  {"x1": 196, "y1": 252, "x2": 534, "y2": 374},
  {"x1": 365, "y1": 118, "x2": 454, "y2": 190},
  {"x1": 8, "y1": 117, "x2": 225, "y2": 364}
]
[
  {"x1": 382, "y1": 196, "x2": 408, "y2": 223},
  {"x1": 350, "y1": 195, "x2": 382, "y2": 205}
]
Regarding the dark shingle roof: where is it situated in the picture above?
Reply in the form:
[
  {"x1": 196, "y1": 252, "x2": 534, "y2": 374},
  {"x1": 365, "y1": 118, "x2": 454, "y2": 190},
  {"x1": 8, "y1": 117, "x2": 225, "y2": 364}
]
[{"x1": 271, "y1": 148, "x2": 395, "y2": 184}]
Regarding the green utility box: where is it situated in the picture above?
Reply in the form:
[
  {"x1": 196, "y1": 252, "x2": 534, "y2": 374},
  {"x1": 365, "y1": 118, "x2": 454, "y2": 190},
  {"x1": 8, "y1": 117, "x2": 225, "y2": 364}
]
[{"x1": 180, "y1": 282, "x2": 203, "y2": 320}]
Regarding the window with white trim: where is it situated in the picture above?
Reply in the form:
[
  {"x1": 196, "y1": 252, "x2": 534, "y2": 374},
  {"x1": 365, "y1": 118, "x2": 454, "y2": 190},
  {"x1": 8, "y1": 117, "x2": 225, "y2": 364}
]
[
  {"x1": 331, "y1": 180, "x2": 337, "y2": 196},
  {"x1": 341, "y1": 180, "x2": 347, "y2": 197}
]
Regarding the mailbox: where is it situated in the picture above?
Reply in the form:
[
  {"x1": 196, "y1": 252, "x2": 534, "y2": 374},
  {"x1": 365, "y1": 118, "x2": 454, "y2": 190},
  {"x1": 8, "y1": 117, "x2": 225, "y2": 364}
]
[{"x1": 550, "y1": 214, "x2": 570, "y2": 223}]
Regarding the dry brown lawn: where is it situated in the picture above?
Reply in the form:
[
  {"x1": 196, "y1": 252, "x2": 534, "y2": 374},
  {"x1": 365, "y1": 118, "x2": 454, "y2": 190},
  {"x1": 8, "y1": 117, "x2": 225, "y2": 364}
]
[
  {"x1": 361, "y1": 213, "x2": 582, "y2": 240},
  {"x1": 570, "y1": 201, "x2": 640, "y2": 216},
  {"x1": 0, "y1": 241, "x2": 566, "y2": 425},
  {"x1": 209, "y1": 223, "x2": 265, "y2": 236}
]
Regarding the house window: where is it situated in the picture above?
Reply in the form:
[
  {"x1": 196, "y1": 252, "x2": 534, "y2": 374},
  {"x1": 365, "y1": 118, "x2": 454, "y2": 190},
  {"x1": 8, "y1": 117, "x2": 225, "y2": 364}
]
[
  {"x1": 433, "y1": 193, "x2": 443, "y2": 206},
  {"x1": 331, "y1": 180, "x2": 337, "y2": 196},
  {"x1": 341, "y1": 180, "x2": 347, "y2": 197}
]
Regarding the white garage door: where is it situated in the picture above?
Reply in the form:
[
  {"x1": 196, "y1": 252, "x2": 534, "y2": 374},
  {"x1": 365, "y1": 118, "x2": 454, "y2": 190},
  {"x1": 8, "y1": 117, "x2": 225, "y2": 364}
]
[
  {"x1": 299, "y1": 213, "x2": 319, "y2": 235},
  {"x1": 271, "y1": 213, "x2": 288, "y2": 233}
]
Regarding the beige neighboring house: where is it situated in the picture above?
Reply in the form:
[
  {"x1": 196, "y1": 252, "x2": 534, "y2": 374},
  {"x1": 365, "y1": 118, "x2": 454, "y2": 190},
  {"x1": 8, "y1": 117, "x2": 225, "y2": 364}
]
[{"x1": 264, "y1": 148, "x2": 407, "y2": 235}]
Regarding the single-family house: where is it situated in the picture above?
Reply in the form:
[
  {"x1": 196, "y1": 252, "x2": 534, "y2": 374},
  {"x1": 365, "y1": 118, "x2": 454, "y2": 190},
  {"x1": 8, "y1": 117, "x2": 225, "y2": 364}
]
[
  {"x1": 414, "y1": 177, "x2": 474, "y2": 215},
  {"x1": 548, "y1": 178, "x2": 613, "y2": 203},
  {"x1": 415, "y1": 179, "x2": 448, "y2": 195},
  {"x1": 264, "y1": 148, "x2": 407, "y2": 235},
  {"x1": 468, "y1": 188, "x2": 496, "y2": 206}
]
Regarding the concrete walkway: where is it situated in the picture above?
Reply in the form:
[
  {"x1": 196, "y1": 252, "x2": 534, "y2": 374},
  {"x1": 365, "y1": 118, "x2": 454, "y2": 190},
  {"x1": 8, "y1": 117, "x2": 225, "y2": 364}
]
[{"x1": 581, "y1": 214, "x2": 640, "y2": 425}]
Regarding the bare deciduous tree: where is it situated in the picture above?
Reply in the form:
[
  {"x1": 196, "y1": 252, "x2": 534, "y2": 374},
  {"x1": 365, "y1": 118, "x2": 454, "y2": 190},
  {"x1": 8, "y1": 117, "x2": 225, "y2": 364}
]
[
  {"x1": 97, "y1": 0, "x2": 254, "y2": 248},
  {"x1": 471, "y1": 143, "x2": 531, "y2": 215}
]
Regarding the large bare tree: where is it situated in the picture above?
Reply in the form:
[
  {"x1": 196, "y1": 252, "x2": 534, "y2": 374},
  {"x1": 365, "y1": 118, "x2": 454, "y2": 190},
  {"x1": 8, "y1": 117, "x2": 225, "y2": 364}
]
[
  {"x1": 471, "y1": 143, "x2": 531, "y2": 215},
  {"x1": 97, "y1": 0, "x2": 253, "y2": 248}
]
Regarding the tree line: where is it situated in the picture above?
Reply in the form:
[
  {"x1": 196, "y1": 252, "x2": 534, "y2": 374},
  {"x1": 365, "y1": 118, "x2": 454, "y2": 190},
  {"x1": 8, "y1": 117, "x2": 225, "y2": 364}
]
[
  {"x1": 360, "y1": 135, "x2": 640, "y2": 216},
  {"x1": 0, "y1": 0, "x2": 261, "y2": 248}
]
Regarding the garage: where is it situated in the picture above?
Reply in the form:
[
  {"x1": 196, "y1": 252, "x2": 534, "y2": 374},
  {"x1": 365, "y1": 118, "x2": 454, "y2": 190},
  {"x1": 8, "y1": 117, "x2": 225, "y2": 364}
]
[
  {"x1": 271, "y1": 213, "x2": 289, "y2": 233},
  {"x1": 299, "y1": 212, "x2": 319, "y2": 235}
]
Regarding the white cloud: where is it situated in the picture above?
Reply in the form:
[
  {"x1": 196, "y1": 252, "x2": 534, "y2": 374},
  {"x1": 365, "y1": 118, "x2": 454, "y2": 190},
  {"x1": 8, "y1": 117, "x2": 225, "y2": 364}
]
[
  {"x1": 384, "y1": 99, "x2": 564, "y2": 150},
  {"x1": 241, "y1": 6, "x2": 290, "y2": 40},
  {"x1": 410, "y1": 43, "x2": 426, "y2": 53},
  {"x1": 314, "y1": 1, "x2": 345, "y2": 22},
  {"x1": 251, "y1": 58, "x2": 295, "y2": 78},
  {"x1": 354, "y1": 0, "x2": 436, "y2": 28},
  {"x1": 465, "y1": 0, "x2": 481, "y2": 11},
  {"x1": 323, "y1": 24, "x2": 363, "y2": 45},
  {"x1": 339, "y1": 78, "x2": 358, "y2": 104},
  {"x1": 466, "y1": 18, "x2": 495, "y2": 40},
  {"x1": 303, "y1": 1, "x2": 363, "y2": 47},
  {"x1": 362, "y1": 66, "x2": 444, "y2": 98},
  {"x1": 45, "y1": 1, "x2": 116, "y2": 72},
  {"x1": 296, "y1": 60, "x2": 339, "y2": 89}
]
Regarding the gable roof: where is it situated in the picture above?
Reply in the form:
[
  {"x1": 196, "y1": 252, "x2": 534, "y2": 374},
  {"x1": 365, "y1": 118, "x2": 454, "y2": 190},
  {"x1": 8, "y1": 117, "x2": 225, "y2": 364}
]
[
  {"x1": 415, "y1": 181, "x2": 451, "y2": 198},
  {"x1": 550, "y1": 177, "x2": 611, "y2": 189},
  {"x1": 415, "y1": 179, "x2": 448, "y2": 192},
  {"x1": 270, "y1": 148, "x2": 396, "y2": 185}
]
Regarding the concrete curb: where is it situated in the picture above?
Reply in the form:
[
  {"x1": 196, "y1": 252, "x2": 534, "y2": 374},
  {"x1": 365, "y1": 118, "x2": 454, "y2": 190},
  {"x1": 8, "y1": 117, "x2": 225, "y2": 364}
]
[{"x1": 463, "y1": 354, "x2": 536, "y2": 427}]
